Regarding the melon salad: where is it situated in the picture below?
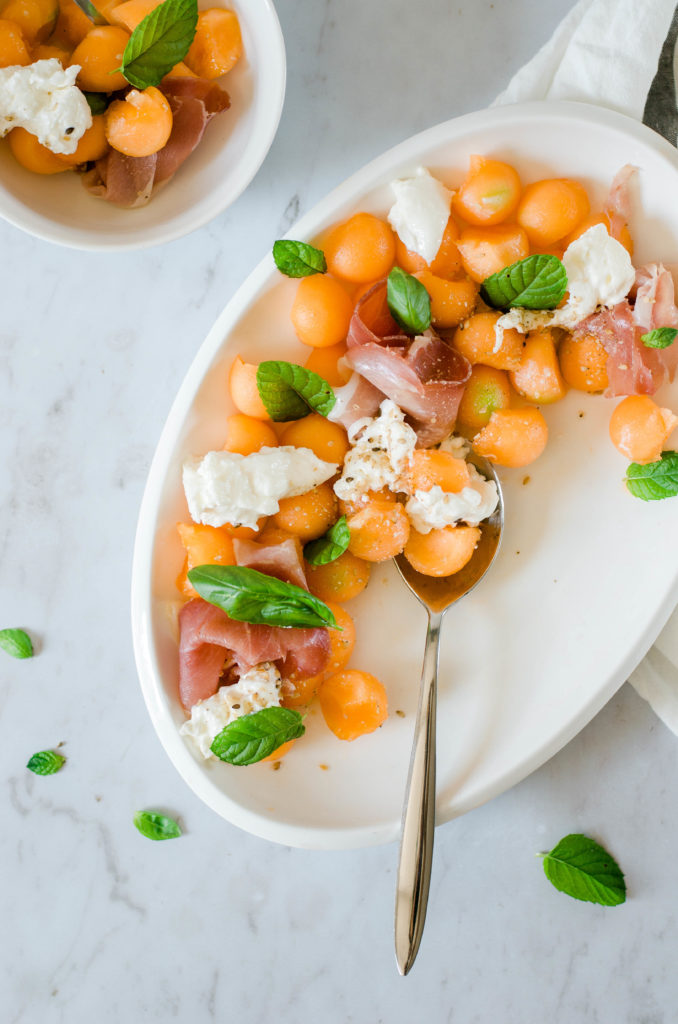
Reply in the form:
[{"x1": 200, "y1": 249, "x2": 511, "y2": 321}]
[
  {"x1": 175, "y1": 156, "x2": 678, "y2": 769},
  {"x1": 0, "y1": 0, "x2": 241, "y2": 206}
]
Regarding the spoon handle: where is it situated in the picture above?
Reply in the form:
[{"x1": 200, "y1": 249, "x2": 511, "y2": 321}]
[{"x1": 395, "y1": 609, "x2": 443, "y2": 976}]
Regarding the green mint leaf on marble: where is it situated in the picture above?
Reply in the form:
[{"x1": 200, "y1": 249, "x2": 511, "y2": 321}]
[
  {"x1": 540, "y1": 833, "x2": 626, "y2": 906},
  {"x1": 482, "y1": 254, "x2": 567, "y2": 310},
  {"x1": 625, "y1": 451, "x2": 678, "y2": 501},
  {"x1": 387, "y1": 266, "x2": 431, "y2": 333},
  {"x1": 256, "y1": 361, "x2": 336, "y2": 421},
  {"x1": 84, "y1": 91, "x2": 108, "y2": 115},
  {"x1": 640, "y1": 327, "x2": 678, "y2": 349},
  {"x1": 211, "y1": 707, "x2": 305, "y2": 765},
  {"x1": 187, "y1": 565, "x2": 340, "y2": 630},
  {"x1": 0, "y1": 628, "x2": 33, "y2": 659},
  {"x1": 133, "y1": 810, "x2": 182, "y2": 840},
  {"x1": 27, "y1": 750, "x2": 65, "y2": 775},
  {"x1": 273, "y1": 240, "x2": 327, "y2": 278},
  {"x1": 120, "y1": 0, "x2": 198, "y2": 90},
  {"x1": 304, "y1": 516, "x2": 350, "y2": 565}
]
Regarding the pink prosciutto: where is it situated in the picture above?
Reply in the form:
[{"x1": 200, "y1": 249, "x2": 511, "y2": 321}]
[
  {"x1": 328, "y1": 373, "x2": 385, "y2": 431},
  {"x1": 633, "y1": 263, "x2": 678, "y2": 380},
  {"x1": 232, "y1": 536, "x2": 308, "y2": 590},
  {"x1": 604, "y1": 165, "x2": 635, "y2": 243},
  {"x1": 574, "y1": 300, "x2": 664, "y2": 397},
  {"x1": 344, "y1": 282, "x2": 471, "y2": 445}
]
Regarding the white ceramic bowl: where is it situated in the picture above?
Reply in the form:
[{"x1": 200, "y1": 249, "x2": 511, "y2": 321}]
[
  {"x1": 0, "y1": 0, "x2": 285, "y2": 250},
  {"x1": 132, "y1": 101, "x2": 678, "y2": 849}
]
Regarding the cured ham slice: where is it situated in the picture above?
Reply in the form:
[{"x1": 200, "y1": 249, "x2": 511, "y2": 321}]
[
  {"x1": 233, "y1": 537, "x2": 308, "y2": 591},
  {"x1": 82, "y1": 151, "x2": 157, "y2": 208},
  {"x1": 633, "y1": 263, "x2": 678, "y2": 380},
  {"x1": 604, "y1": 165, "x2": 635, "y2": 243},
  {"x1": 344, "y1": 282, "x2": 471, "y2": 446},
  {"x1": 575, "y1": 301, "x2": 664, "y2": 398},
  {"x1": 328, "y1": 372, "x2": 385, "y2": 431}
]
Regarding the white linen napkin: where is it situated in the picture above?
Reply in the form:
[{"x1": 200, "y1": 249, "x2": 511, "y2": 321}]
[{"x1": 494, "y1": 0, "x2": 678, "y2": 731}]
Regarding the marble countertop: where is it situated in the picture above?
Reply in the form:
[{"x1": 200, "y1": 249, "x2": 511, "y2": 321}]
[{"x1": 3, "y1": 0, "x2": 678, "y2": 1020}]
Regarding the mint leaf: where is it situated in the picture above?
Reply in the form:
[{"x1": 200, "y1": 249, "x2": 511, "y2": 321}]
[
  {"x1": 188, "y1": 564, "x2": 339, "y2": 630},
  {"x1": 211, "y1": 707, "x2": 305, "y2": 765},
  {"x1": 273, "y1": 240, "x2": 327, "y2": 278},
  {"x1": 641, "y1": 327, "x2": 678, "y2": 349},
  {"x1": 120, "y1": 0, "x2": 198, "y2": 90},
  {"x1": 482, "y1": 254, "x2": 567, "y2": 310},
  {"x1": 27, "y1": 750, "x2": 65, "y2": 775},
  {"x1": 304, "y1": 516, "x2": 350, "y2": 565},
  {"x1": 387, "y1": 267, "x2": 431, "y2": 333},
  {"x1": 625, "y1": 450, "x2": 678, "y2": 500},
  {"x1": 541, "y1": 833, "x2": 626, "y2": 906},
  {"x1": 84, "y1": 92, "x2": 107, "y2": 115},
  {"x1": 133, "y1": 810, "x2": 182, "y2": 840},
  {"x1": 0, "y1": 628, "x2": 33, "y2": 659},
  {"x1": 256, "y1": 361, "x2": 336, "y2": 421}
]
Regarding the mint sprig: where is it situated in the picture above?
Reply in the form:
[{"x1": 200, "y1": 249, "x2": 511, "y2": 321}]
[
  {"x1": 188, "y1": 564, "x2": 339, "y2": 630},
  {"x1": 304, "y1": 516, "x2": 350, "y2": 565},
  {"x1": 0, "y1": 628, "x2": 33, "y2": 659},
  {"x1": 540, "y1": 833, "x2": 626, "y2": 906},
  {"x1": 482, "y1": 254, "x2": 567, "y2": 310},
  {"x1": 273, "y1": 240, "x2": 327, "y2": 278},
  {"x1": 641, "y1": 327, "x2": 678, "y2": 349},
  {"x1": 256, "y1": 361, "x2": 336, "y2": 421},
  {"x1": 119, "y1": 0, "x2": 198, "y2": 90},
  {"x1": 133, "y1": 810, "x2": 182, "y2": 840},
  {"x1": 387, "y1": 267, "x2": 431, "y2": 334},
  {"x1": 27, "y1": 750, "x2": 65, "y2": 775},
  {"x1": 625, "y1": 450, "x2": 678, "y2": 501},
  {"x1": 84, "y1": 92, "x2": 108, "y2": 115},
  {"x1": 211, "y1": 707, "x2": 305, "y2": 765}
]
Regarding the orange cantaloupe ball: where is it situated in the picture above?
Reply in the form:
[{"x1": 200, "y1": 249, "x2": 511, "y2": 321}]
[
  {"x1": 559, "y1": 332, "x2": 609, "y2": 393},
  {"x1": 473, "y1": 408, "x2": 549, "y2": 468},
  {"x1": 0, "y1": 18, "x2": 29, "y2": 64},
  {"x1": 290, "y1": 274, "x2": 354, "y2": 348},
  {"x1": 185, "y1": 8, "x2": 243, "y2": 79},
  {"x1": 509, "y1": 328, "x2": 567, "y2": 404},
  {"x1": 228, "y1": 356, "x2": 270, "y2": 420},
  {"x1": 346, "y1": 500, "x2": 410, "y2": 562},
  {"x1": 70, "y1": 26, "x2": 129, "y2": 91},
  {"x1": 222, "y1": 517, "x2": 268, "y2": 540},
  {"x1": 609, "y1": 395, "x2": 678, "y2": 464},
  {"x1": 305, "y1": 550, "x2": 370, "y2": 603},
  {"x1": 50, "y1": 0, "x2": 90, "y2": 48},
  {"x1": 222, "y1": 413, "x2": 278, "y2": 455},
  {"x1": 105, "y1": 86, "x2": 172, "y2": 157},
  {"x1": 414, "y1": 270, "x2": 478, "y2": 329},
  {"x1": 107, "y1": 0, "x2": 162, "y2": 31},
  {"x1": 2, "y1": 0, "x2": 57, "y2": 44},
  {"x1": 452, "y1": 156, "x2": 522, "y2": 226},
  {"x1": 7, "y1": 127, "x2": 69, "y2": 173},
  {"x1": 324, "y1": 212, "x2": 396, "y2": 283},
  {"x1": 404, "y1": 524, "x2": 481, "y2": 577},
  {"x1": 456, "y1": 365, "x2": 513, "y2": 434},
  {"x1": 281, "y1": 602, "x2": 356, "y2": 708},
  {"x1": 452, "y1": 310, "x2": 524, "y2": 371},
  {"x1": 273, "y1": 482, "x2": 338, "y2": 542},
  {"x1": 456, "y1": 224, "x2": 530, "y2": 284},
  {"x1": 562, "y1": 211, "x2": 634, "y2": 257},
  {"x1": 409, "y1": 449, "x2": 470, "y2": 493},
  {"x1": 57, "y1": 114, "x2": 109, "y2": 165},
  {"x1": 394, "y1": 217, "x2": 463, "y2": 280},
  {"x1": 31, "y1": 42, "x2": 71, "y2": 63},
  {"x1": 279, "y1": 413, "x2": 349, "y2": 464},
  {"x1": 303, "y1": 341, "x2": 350, "y2": 387},
  {"x1": 319, "y1": 669, "x2": 388, "y2": 741},
  {"x1": 176, "y1": 522, "x2": 235, "y2": 598},
  {"x1": 337, "y1": 487, "x2": 395, "y2": 519},
  {"x1": 516, "y1": 178, "x2": 590, "y2": 248}
]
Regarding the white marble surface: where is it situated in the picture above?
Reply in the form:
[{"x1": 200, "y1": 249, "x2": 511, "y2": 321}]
[{"x1": 3, "y1": 0, "x2": 678, "y2": 1020}]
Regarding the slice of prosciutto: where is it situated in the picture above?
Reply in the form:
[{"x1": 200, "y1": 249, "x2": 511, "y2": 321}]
[
  {"x1": 633, "y1": 263, "x2": 678, "y2": 380},
  {"x1": 344, "y1": 282, "x2": 471, "y2": 446},
  {"x1": 604, "y1": 165, "x2": 635, "y2": 243},
  {"x1": 328, "y1": 372, "x2": 385, "y2": 431},
  {"x1": 82, "y1": 151, "x2": 157, "y2": 208},
  {"x1": 232, "y1": 536, "x2": 308, "y2": 591},
  {"x1": 574, "y1": 300, "x2": 664, "y2": 397}
]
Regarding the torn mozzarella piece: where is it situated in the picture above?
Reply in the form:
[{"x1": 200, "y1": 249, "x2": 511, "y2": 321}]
[
  {"x1": 387, "y1": 166, "x2": 452, "y2": 264},
  {"x1": 0, "y1": 60, "x2": 91, "y2": 155},
  {"x1": 334, "y1": 399, "x2": 417, "y2": 503},
  {"x1": 405, "y1": 463, "x2": 498, "y2": 533}
]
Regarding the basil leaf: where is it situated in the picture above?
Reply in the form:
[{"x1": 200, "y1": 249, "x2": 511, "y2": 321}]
[
  {"x1": 273, "y1": 240, "x2": 327, "y2": 278},
  {"x1": 625, "y1": 450, "x2": 678, "y2": 501},
  {"x1": 0, "y1": 628, "x2": 33, "y2": 659},
  {"x1": 73, "y1": 0, "x2": 106, "y2": 23},
  {"x1": 120, "y1": 0, "x2": 198, "y2": 90},
  {"x1": 133, "y1": 810, "x2": 182, "y2": 840},
  {"x1": 641, "y1": 327, "x2": 678, "y2": 349},
  {"x1": 304, "y1": 516, "x2": 350, "y2": 565},
  {"x1": 256, "y1": 361, "x2": 336, "y2": 422},
  {"x1": 27, "y1": 750, "x2": 65, "y2": 775},
  {"x1": 482, "y1": 254, "x2": 568, "y2": 310},
  {"x1": 211, "y1": 707, "x2": 305, "y2": 765},
  {"x1": 84, "y1": 92, "x2": 108, "y2": 115},
  {"x1": 188, "y1": 564, "x2": 339, "y2": 630},
  {"x1": 541, "y1": 833, "x2": 626, "y2": 906},
  {"x1": 387, "y1": 266, "x2": 431, "y2": 333}
]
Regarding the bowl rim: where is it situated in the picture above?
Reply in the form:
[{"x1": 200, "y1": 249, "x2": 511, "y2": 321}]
[{"x1": 131, "y1": 99, "x2": 678, "y2": 849}]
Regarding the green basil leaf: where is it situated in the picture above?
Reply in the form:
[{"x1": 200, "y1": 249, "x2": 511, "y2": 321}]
[
  {"x1": 27, "y1": 750, "x2": 65, "y2": 775},
  {"x1": 625, "y1": 450, "x2": 678, "y2": 501},
  {"x1": 133, "y1": 810, "x2": 182, "y2": 840},
  {"x1": 188, "y1": 564, "x2": 340, "y2": 630},
  {"x1": 120, "y1": 0, "x2": 198, "y2": 90},
  {"x1": 273, "y1": 240, "x2": 327, "y2": 278},
  {"x1": 482, "y1": 254, "x2": 568, "y2": 310},
  {"x1": 0, "y1": 628, "x2": 33, "y2": 659},
  {"x1": 256, "y1": 361, "x2": 336, "y2": 421},
  {"x1": 387, "y1": 266, "x2": 431, "y2": 333},
  {"x1": 73, "y1": 0, "x2": 106, "y2": 23},
  {"x1": 541, "y1": 833, "x2": 626, "y2": 906},
  {"x1": 640, "y1": 327, "x2": 678, "y2": 349},
  {"x1": 211, "y1": 707, "x2": 305, "y2": 765},
  {"x1": 84, "y1": 92, "x2": 108, "y2": 115},
  {"x1": 304, "y1": 516, "x2": 350, "y2": 565}
]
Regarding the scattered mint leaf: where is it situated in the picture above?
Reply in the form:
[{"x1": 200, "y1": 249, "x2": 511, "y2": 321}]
[
  {"x1": 188, "y1": 564, "x2": 340, "y2": 630},
  {"x1": 211, "y1": 707, "x2": 305, "y2": 765},
  {"x1": 304, "y1": 516, "x2": 350, "y2": 565},
  {"x1": 256, "y1": 361, "x2": 336, "y2": 421},
  {"x1": 84, "y1": 92, "x2": 108, "y2": 115},
  {"x1": 273, "y1": 240, "x2": 327, "y2": 278},
  {"x1": 133, "y1": 810, "x2": 182, "y2": 840},
  {"x1": 0, "y1": 628, "x2": 33, "y2": 659},
  {"x1": 541, "y1": 833, "x2": 626, "y2": 906},
  {"x1": 625, "y1": 451, "x2": 678, "y2": 501},
  {"x1": 120, "y1": 0, "x2": 198, "y2": 90},
  {"x1": 27, "y1": 750, "x2": 65, "y2": 775},
  {"x1": 387, "y1": 266, "x2": 431, "y2": 334},
  {"x1": 640, "y1": 327, "x2": 678, "y2": 349},
  {"x1": 482, "y1": 254, "x2": 567, "y2": 310}
]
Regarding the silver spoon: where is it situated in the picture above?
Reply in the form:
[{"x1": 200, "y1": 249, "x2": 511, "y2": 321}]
[{"x1": 394, "y1": 453, "x2": 504, "y2": 976}]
